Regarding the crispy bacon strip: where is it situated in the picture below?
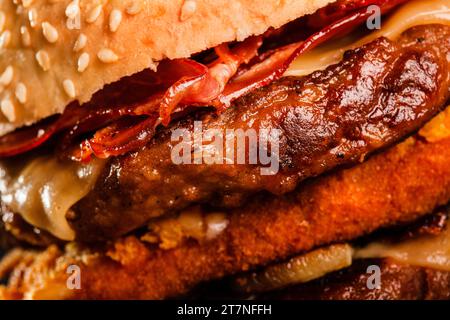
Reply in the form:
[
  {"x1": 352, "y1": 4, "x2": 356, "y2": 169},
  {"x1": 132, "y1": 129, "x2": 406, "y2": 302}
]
[
  {"x1": 75, "y1": 38, "x2": 263, "y2": 160},
  {"x1": 0, "y1": 0, "x2": 410, "y2": 160},
  {"x1": 156, "y1": 36, "x2": 263, "y2": 125},
  {"x1": 216, "y1": 0, "x2": 410, "y2": 106},
  {"x1": 307, "y1": 0, "x2": 407, "y2": 29}
]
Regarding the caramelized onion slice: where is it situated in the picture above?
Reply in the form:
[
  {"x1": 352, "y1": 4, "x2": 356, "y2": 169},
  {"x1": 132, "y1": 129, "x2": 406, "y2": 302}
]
[
  {"x1": 355, "y1": 225, "x2": 450, "y2": 272},
  {"x1": 233, "y1": 244, "x2": 353, "y2": 293}
]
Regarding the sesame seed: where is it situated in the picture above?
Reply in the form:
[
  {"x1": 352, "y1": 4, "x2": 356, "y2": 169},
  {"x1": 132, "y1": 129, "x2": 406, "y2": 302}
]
[
  {"x1": 1, "y1": 97, "x2": 16, "y2": 122},
  {"x1": 86, "y1": 5, "x2": 102, "y2": 23},
  {"x1": 0, "y1": 12, "x2": 5, "y2": 33},
  {"x1": 22, "y1": 0, "x2": 34, "y2": 8},
  {"x1": 73, "y1": 33, "x2": 87, "y2": 52},
  {"x1": 77, "y1": 53, "x2": 90, "y2": 73},
  {"x1": 36, "y1": 50, "x2": 50, "y2": 71},
  {"x1": 20, "y1": 26, "x2": 31, "y2": 47},
  {"x1": 126, "y1": 1, "x2": 142, "y2": 15},
  {"x1": 98, "y1": 48, "x2": 119, "y2": 63},
  {"x1": 0, "y1": 30, "x2": 11, "y2": 49},
  {"x1": 180, "y1": 0, "x2": 197, "y2": 21},
  {"x1": 42, "y1": 22, "x2": 59, "y2": 43},
  {"x1": 28, "y1": 9, "x2": 38, "y2": 28},
  {"x1": 65, "y1": 0, "x2": 81, "y2": 31},
  {"x1": 63, "y1": 79, "x2": 76, "y2": 98},
  {"x1": 65, "y1": 0, "x2": 80, "y2": 19},
  {"x1": 15, "y1": 82, "x2": 27, "y2": 104},
  {"x1": 109, "y1": 9, "x2": 122, "y2": 32},
  {"x1": 64, "y1": 0, "x2": 81, "y2": 30},
  {"x1": 0, "y1": 66, "x2": 13, "y2": 86}
]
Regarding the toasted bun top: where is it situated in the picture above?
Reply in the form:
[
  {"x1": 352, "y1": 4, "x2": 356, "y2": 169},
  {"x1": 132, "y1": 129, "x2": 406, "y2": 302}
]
[{"x1": 0, "y1": 0, "x2": 333, "y2": 136}]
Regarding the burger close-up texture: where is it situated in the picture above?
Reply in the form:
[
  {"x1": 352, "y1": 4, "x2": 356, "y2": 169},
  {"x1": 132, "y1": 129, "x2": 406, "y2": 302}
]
[{"x1": 0, "y1": 0, "x2": 449, "y2": 300}]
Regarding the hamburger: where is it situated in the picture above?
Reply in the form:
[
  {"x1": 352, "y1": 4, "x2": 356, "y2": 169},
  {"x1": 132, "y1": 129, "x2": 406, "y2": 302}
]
[{"x1": 0, "y1": 0, "x2": 449, "y2": 300}]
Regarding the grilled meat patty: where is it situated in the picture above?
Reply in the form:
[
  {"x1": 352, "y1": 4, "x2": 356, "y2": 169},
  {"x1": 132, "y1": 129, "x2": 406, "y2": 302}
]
[
  {"x1": 2, "y1": 121, "x2": 450, "y2": 299},
  {"x1": 69, "y1": 25, "x2": 450, "y2": 241}
]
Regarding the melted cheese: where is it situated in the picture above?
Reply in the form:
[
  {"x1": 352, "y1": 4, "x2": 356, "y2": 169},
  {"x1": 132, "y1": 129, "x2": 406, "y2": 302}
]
[
  {"x1": 355, "y1": 226, "x2": 450, "y2": 271},
  {"x1": 0, "y1": 157, "x2": 105, "y2": 241},
  {"x1": 285, "y1": 0, "x2": 450, "y2": 77}
]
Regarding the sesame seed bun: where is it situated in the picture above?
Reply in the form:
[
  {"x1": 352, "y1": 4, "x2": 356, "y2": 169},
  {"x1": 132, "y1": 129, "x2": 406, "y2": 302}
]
[{"x1": 0, "y1": 0, "x2": 334, "y2": 136}]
